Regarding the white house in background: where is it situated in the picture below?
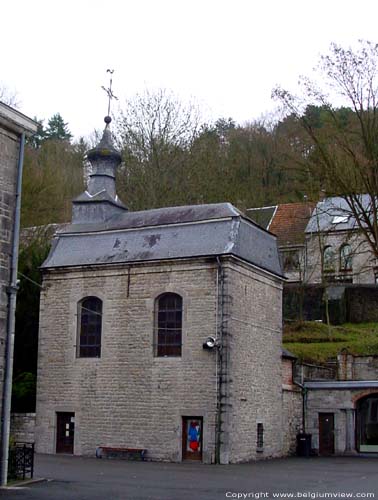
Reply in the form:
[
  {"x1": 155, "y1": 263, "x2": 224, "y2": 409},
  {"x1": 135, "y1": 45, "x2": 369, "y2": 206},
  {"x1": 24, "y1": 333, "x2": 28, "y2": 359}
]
[
  {"x1": 305, "y1": 196, "x2": 378, "y2": 284},
  {"x1": 248, "y1": 196, "x2": 378, "y2": 285}
]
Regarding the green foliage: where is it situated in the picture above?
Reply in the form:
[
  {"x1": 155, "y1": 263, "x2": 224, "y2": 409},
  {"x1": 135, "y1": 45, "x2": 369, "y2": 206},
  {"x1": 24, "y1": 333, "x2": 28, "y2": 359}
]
[
  {"x1": 21, "y1": 138, "x2": 85, "y2": 227},
  {"x1": 283, "y1": 321, "x2": 378, "y2": 363},
  {"x1": 45, "y1": 113, "x2": 72, "y2": 142},
  {"x1": 11, "y1": 372, "x2": 36, "y2": 412},
  {"x1": 13, "y1": 232, "x2": 51, "y2": 411},
  {"x1": 27, "y1": 117, "x2": 46, "y2": 149},
  {"x1": 114, "y1": 89, "x2": 311, "y2": 212},
  {"x1": 28, "y1": 113, "x2": 73, "y2": 149},
  {"x1": 274, "y1": 40, "x2": 378, "y2": 258}
]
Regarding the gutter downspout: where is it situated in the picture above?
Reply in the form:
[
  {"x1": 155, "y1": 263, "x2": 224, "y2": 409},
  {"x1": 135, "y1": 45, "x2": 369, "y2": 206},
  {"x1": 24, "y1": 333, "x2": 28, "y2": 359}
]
[
  {"x1": 215, "y1": 256, "x2": 224, "y2": 464},
  {"x1": 295, "y1": 379, "x2": 307, "y2": 433},
  {"x1": 1, "y1": 132, "x2": 25, "y2": 486}
]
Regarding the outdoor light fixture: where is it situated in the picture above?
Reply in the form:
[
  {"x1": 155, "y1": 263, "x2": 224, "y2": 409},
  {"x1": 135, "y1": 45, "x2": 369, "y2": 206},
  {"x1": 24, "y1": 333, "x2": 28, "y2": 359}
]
[{"x1": 203, "y1": 336, "x2": 219, "y2": 350}]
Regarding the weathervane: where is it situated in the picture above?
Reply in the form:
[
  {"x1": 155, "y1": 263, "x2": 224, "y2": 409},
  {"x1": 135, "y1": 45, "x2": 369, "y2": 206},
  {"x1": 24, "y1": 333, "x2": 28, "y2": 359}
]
[{"x1": 101, "y1": 69, "x2": 118, "y2": 119}]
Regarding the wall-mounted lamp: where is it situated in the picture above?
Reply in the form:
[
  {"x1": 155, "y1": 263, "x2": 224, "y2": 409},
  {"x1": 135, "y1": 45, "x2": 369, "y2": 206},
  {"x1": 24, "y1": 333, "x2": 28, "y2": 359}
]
[{"x1": 203, "y1": 336, "x2": 219, "y2": 350}]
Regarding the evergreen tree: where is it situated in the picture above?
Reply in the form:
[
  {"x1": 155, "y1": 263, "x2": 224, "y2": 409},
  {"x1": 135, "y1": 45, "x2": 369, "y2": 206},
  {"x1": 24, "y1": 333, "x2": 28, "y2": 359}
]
[
  {"x1": 45, "y1": 113, "x2": 72, "y2": 142},
  {"x1": 27, "y1": 117, "x2": 46, "y2": 148}
]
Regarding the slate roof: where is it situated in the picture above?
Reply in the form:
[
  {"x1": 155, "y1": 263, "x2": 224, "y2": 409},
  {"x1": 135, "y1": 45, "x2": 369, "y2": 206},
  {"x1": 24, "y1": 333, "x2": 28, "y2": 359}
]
[
  {"x1": 246, "y1": 206, "x2": 277, "y2": 230},
  {"x1": 282, "y1": 348, "x2": 297, "y2": 360},
  {"x1": 42, "y1": 202, "x2": 284, "y2": 278},
  {"x1": 305, "y1": 195, "x2": 371, "y2": 233}
]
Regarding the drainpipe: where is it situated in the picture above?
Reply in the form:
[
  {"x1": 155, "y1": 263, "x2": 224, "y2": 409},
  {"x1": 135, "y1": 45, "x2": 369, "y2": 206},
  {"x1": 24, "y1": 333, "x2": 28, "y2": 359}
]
[
  {"x1": 0, "y1": 132, "x2": 25, "y2": 486},
  {"x1": 295, "y1": 379, "x2": 307, "y2": 433},
  {"x1": 215, "y1": 256, "x2": 224, "y2": 464}
]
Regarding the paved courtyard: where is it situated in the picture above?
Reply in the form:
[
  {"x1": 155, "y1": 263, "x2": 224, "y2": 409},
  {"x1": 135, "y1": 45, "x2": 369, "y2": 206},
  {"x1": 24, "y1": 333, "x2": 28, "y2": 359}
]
[{"x1": 1, "y1": 454, "x2": 378, "y2": 500}]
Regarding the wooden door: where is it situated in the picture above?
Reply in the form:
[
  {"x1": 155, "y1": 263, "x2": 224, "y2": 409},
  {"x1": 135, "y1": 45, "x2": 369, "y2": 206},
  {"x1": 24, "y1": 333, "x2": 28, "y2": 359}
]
[
  {"x1": 182, "y1": 417, "x2": 203, "y2": 461},
  {"x1": 56, "y1": 412, "x2": 75, "y2": 454},
  {"x1": 319, "y1": 413, "x2": 334, "y2": 456}
]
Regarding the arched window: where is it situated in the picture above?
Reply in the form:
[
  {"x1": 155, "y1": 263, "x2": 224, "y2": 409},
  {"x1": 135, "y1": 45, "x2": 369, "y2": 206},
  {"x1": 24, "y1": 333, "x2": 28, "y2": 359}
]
[
  {"x1": 323, "y1": 246, "x2": 335, "y2": 271},
  {"x1": 78, "y1": 296, "x2": 102, "y2": 358},
  {"x1": 340, "y1": 244, "x2": 352, "y2": 271},
  {"x1": 155, "y1": 293, "x2": 182, "y2": 357}
]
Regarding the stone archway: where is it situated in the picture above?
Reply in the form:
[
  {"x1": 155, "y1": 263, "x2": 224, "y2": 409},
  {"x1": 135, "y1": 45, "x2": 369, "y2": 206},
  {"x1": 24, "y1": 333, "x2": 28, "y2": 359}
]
[{"x1": 355, "y1": 393, "x2": 378, "y2": 453}]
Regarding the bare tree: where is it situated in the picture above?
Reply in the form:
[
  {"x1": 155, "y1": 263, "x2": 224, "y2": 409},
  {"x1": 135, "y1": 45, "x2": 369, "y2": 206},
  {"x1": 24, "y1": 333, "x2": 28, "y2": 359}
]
[
  {"x1": 114, "y1": 89, "x2": 202, "y2": 209},
  {"x1": 273, "y1": 40, "x2": 378, "y2": 259},
  {"x1": 0, "y1": 84, "x2": 20, "y2": 108}
]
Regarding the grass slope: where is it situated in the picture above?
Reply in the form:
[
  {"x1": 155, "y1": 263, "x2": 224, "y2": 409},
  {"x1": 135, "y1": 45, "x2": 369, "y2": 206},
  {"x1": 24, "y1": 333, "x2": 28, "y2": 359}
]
[{"x1": 283, "y1": 322, "x2": 378, "y2": 363}]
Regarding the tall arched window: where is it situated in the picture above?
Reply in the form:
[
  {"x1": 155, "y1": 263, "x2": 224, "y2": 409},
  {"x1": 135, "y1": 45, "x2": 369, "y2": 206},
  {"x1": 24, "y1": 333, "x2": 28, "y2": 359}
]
[
  {"x1": 340, "y1": 244, "x2": 352, "y2": 271},
  {"x1": 155, "y1": 293, "x2": 182, "y2": 357},
  {"x1": 323, "y1": 246, "x2": 335, "y2": 271},
  {"x1": 78, "y1": 296, "x2": 102, "y2": 358}
]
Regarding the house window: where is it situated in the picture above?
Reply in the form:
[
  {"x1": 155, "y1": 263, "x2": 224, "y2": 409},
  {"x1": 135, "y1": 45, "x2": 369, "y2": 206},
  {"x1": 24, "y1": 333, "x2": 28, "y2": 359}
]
[
  {"x1": 155, "y1": 293, "x2": 182, "y2": 357},
  {"x1": 282, "y1": 250, "x2": 300, "y2": 272},
  {"x1": 323, "y1": 246, "x2": 335, "y2": 272},
  {"x1": 340, "y1": 244, "x2": 352, "y2": 271},
  {"x1": 78, "y1": 296, "x2": 102, "y2": 358}
]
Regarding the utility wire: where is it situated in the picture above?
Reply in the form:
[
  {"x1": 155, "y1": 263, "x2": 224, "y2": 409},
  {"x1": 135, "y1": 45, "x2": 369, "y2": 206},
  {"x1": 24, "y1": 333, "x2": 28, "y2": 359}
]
[{"x1": 17, "y1": 271, "x2": 43, "y2": 290}]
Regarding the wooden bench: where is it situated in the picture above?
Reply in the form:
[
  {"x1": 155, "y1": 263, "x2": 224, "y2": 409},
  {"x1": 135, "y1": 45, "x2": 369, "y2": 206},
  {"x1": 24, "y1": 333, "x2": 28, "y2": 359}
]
[{"x1": 96, "y1": 447, "x2": 146, "y2": 461}]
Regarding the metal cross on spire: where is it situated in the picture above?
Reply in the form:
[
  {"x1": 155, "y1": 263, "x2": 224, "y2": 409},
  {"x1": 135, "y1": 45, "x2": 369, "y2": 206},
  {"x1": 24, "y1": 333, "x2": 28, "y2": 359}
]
[{"x1": 101, "y1": 69, "x2": 118, "y2": 119}]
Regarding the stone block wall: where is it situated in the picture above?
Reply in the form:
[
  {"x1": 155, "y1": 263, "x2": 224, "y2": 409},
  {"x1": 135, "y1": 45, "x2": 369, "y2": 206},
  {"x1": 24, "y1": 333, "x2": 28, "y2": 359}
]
[
  {"x1": 282, "y1": 388, "x2": 302, "y2": 455},
  {"x1": 11, "y1": 413, "x2": 36, "y2": 443},
  {"x1": 0, "y1": 127, "x2": 19, "y2": 416},
  {"x1": 36, "y1": 256, "x2": 285, "y2": 463},
  {"x1": 36, "y1": 259, "x2": 219, "y2": 462},
  {"x1": 305, "y1": 231, "x2": 375, "y2": 285},
  {"x1": 345, "y1": 287, "x2": 378, "y2": 322},
  {"x1": 306, "y1": 388, "x2": 353, "y2": 453},
  {"x1": 338, "y1": 352, "x2": 378, "y2": 381},
  {"x1": 282, "y1": 358, "x2": 293, "y2": 386},
  {"x1": 224, "y1": 260, "x2": 283, "y2": 462}
]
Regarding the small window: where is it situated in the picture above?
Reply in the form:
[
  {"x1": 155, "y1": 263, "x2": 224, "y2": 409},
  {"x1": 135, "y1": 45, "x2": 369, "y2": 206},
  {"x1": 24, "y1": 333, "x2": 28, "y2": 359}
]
[
  {"x1": 154, "y1": 293, "x2": 182, "y2": 357},
  {"x1": 323, "y1": 246, "x2": 335, "y2": 271},
  {"x1": 78, "y1": 296, "x2": 102, "y2": 358},
  {"x1": 340, "y1": 244, "x2": 352, "y2": 271},
  {"x1": 282, "y1": 250, "x2": 300, "y2": 272},
  {"x1": 257, "y1": 423, "x2": 264, "y2": 451},
  {"x1": 332, "y1": 215, "x2": 349, "y2": 224}
]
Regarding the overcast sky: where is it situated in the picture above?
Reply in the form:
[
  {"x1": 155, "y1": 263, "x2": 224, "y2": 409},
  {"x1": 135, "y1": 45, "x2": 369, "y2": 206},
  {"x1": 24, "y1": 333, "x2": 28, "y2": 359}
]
[{"x1": 2, "y1": 0, "x2": 378, "y2": 138}]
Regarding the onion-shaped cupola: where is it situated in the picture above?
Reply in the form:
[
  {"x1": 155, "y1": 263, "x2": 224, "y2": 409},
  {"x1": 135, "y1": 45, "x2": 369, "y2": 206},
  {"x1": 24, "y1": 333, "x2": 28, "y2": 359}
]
[{"x1": 72, "y1": 116, "x2": 128, "y2": 224}]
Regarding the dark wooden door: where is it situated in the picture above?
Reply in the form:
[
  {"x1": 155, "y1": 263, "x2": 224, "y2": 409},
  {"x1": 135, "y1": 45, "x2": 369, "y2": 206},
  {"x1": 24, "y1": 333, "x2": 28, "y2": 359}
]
[
  {"x1": 182, "y1": 417, "x2": 203, "y2": 461},
  {"x1": 319, "y1": 413, "x2": 334, "y2": 456},
  {"x1": 56, "y1": 412, "x2": 75, "y2": 454}
]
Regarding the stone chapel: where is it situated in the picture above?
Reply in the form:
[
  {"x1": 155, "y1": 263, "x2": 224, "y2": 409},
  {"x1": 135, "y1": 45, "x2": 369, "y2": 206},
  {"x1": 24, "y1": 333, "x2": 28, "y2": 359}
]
[{"x1": 35, "y1": 116, "x2": 287, "y2": 463}]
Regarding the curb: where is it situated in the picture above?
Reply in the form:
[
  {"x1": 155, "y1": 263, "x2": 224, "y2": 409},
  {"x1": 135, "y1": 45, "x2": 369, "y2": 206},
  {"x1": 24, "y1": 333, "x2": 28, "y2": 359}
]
[{"x1": 0, "y1": 477, "x2": 47, "y2": 488}]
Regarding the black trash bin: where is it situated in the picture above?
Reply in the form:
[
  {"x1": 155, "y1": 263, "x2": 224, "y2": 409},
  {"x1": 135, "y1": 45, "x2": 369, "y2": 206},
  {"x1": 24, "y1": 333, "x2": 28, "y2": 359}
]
[{"x1": 296, "y1": 433, "x2": 312, "y2": 457}]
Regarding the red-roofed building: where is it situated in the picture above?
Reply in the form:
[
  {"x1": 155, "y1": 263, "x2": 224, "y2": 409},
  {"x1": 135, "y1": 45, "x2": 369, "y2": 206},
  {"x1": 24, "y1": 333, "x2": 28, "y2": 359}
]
[{"x1": 247, "y1": 202, "x2": 315, "y2": 282}]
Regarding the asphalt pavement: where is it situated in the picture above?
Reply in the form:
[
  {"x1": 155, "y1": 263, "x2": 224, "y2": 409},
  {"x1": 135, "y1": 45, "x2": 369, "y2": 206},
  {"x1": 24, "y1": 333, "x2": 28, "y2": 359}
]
[{"x1": 1, "y1": 454, "x2": 378, "y2": 500}]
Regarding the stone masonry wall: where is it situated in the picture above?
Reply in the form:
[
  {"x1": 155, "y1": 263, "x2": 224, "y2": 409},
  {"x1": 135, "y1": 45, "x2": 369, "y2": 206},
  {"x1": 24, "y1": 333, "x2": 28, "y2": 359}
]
[
  {"x1": 0, "y1": 127, "x2": 19, "y2": 417},
  {"x1": 36, "y1": 259, "x2": 219, "y2": 463},
  {"x1": 305, "y1": 231, "x2": 375, "y2": 284},
  {"x1": 306, "y1": 388, "x2": 353, "y2": 453},
  {"x1": 282, "y1": 359, "x2": 303, "y2": 455},
  {"x1": 36, "y1": 256, "x2": 285, "y2": 463},
  {"x1": 282, "y1": 388, "x2": 302, "y2": 455},
  {"x1": 282, "y1": 358, "x2": 293, "y2": 386},
  {"x1": 11, "y1": 413, "x2": 36, "y2": 443},
  {"x1": 223, "y1": 260, "x2": 283, "y2": 462}
]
